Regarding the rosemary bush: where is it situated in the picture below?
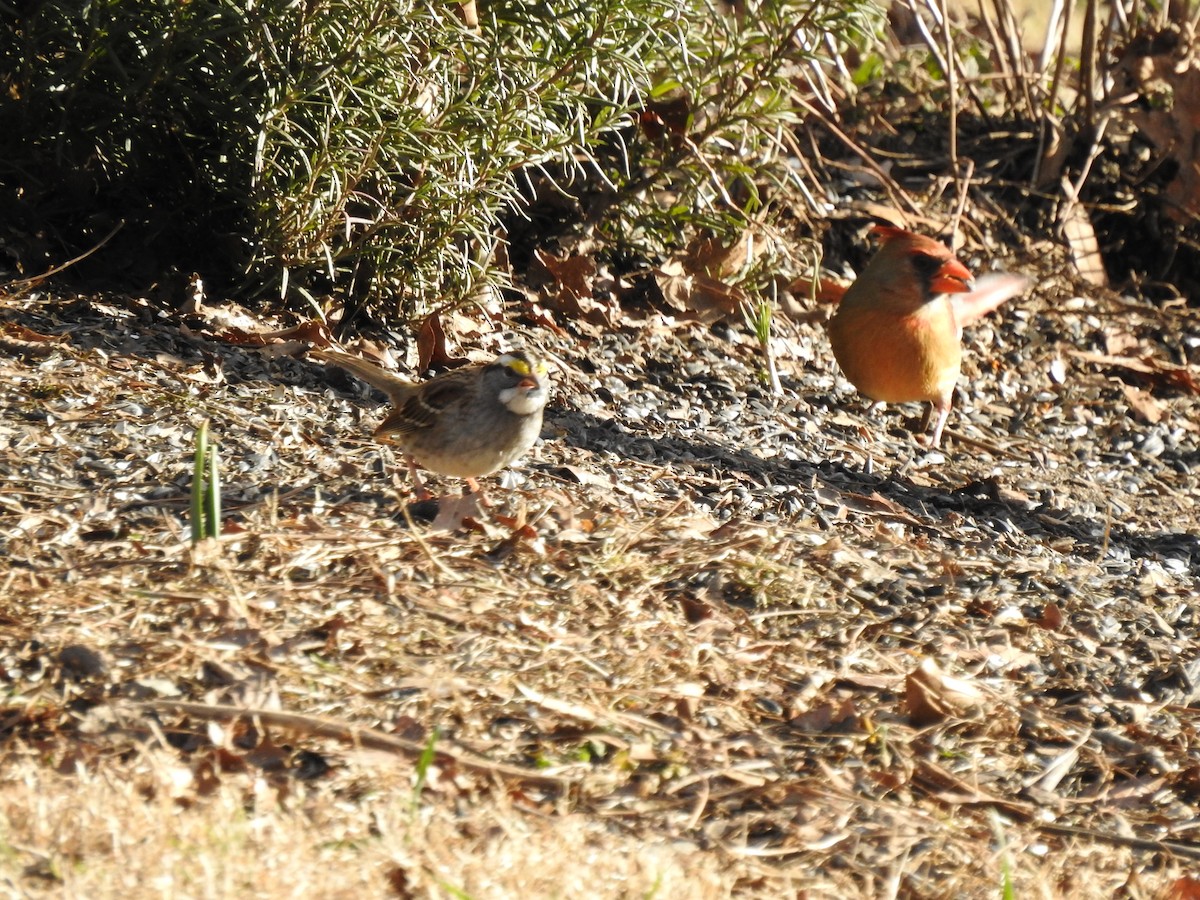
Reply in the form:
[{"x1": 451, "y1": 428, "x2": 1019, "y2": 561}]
[{"x1": 1, "y1": 0, "x2": 879, "y2": 322}]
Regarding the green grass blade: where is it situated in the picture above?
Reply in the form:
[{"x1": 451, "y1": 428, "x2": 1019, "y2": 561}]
[
  {"x1": 205, "y1": 440, "x2": 221, "y2": 541},
  {"x1": 191, "y1": 419, "x2": 209, "y2": 545}
]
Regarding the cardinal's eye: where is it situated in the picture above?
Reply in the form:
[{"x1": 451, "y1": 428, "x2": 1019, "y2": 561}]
[{"x1": 910, "y1": 252, "x2": 945, "y2": 282}]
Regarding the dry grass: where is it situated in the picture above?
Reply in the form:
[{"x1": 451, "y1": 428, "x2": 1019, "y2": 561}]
[
  {"x1": 2, "y1": 751, "x2": 745, "y2": 897},
  {"x1": 1, "y1": 282, "x2": 1197, "y2": 898}
]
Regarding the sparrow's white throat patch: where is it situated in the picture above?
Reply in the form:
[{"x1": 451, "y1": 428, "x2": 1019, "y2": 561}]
[{"x1": 500, "y1": 385, "x2": 547, "y2": 415}]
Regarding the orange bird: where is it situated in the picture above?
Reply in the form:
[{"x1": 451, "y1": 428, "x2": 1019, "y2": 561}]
[{"x1": 827, "y1": 225, "x2": 1030, "y2": 447}]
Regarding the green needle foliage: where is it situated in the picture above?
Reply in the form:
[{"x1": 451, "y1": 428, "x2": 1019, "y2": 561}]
[{"x1": 1, "y1": 0, "x2": 879, "y2": 322}]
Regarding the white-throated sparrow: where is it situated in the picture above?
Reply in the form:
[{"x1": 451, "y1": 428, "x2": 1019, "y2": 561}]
[{"x1": 311, "y1": 348, "x2": 550, "y2": 495}]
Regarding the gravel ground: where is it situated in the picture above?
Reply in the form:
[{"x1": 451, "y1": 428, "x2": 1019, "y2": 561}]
[{"x1": 2, "y1": 264, "x2": 1199, "y2": 895}]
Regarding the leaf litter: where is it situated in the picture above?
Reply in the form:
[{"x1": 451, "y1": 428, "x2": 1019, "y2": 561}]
[{"x1": 1, "y1": 239, "x2": 1199, "y2": 898}]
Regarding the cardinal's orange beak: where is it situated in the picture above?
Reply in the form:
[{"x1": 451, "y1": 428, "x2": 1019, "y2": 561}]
[{"x1": 930, "y1": 258, "x2": 973, "y2": 295}]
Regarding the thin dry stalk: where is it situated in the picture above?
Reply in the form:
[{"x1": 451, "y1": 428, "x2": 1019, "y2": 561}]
[
  {"x1": 1080, "y1": 0, "x2": 1100, "y2": 127},
  {"x1": 792, "y1": 96, "x2": 919, "y2": 216},
  {"x1": 989, "y1": 0, "x2": 1036, "y2": 115},
  {"x1": 143, "y1": 700, "x2": 575, "y2": 787},
  {"x1": 939, "y1": 0, "x2": 959, "y2": 179}
]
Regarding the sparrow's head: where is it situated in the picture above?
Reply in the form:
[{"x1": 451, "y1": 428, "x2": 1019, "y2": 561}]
[{"x1": 489, "y1": 351, "x2": 550, "y2": 415}]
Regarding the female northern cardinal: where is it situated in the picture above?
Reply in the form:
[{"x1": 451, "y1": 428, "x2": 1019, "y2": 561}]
[{"x1": 827, "y1": 225, "x2": 1030, "y2": 447}]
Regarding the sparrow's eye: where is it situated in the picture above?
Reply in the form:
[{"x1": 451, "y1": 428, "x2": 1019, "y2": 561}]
[{"x1": 498, "y1": 354, "x2": 531, "y2": 377}]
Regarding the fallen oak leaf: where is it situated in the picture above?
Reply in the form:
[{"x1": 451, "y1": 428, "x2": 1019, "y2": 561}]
[
  {"x1": 3, "y1": 323, "x2": 66, "y2": 343},
  {"x1": 536, "y1": 249, "x2": 594, "y2": 302},
  {"x1": 523, "y1": 300, "x2": 567, "y2": 335},
  {"x1": 904, "y1": 658, "x2": 986, "y2": 727},
  {"x1": 417, "y1": 313, "x2": 469, "y2": 371},
  {"x1": 683, "y1": 230, "x2": 759, "y2": 280},
  {"x1": 1069, "y1": 350, "x2": 1200, "y2": 395},
  {"x1": 653, "y1": 259, "x2": 746, "y2": 324},
  {"x1": 213, "y1": 319, "x2": 333, "y2": 348},
  {"x1": 0, "y1": 322, "x2": 67, "y2": 357},
  {"x1": 788, "y1": 273, "x2": 849, "y2": 305},
  {"x1": 1123, "y1": 384, "x2": 1166, "y2": 424},
  {"x1": 534, "y1": 249, "x2": 615, "y2": 325}
]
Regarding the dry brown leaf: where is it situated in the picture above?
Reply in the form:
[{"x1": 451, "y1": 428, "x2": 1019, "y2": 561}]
[
  {"x1": 844, "y1": 203, "x2": 953, "y2": 235},
  {"x1": 428, "y1": 493, "x2": 486, "y2": 532},
  {"x1": 683, "y1": 232, "x2": 757, "y2": 279},
  {"x1": 178, "y1": 364, "x2": 226, "y2": 385},
  {"x1": 1070, "y1": 350, "x2": 1200, "y2": 395},
  {"x1": 417, "y1": 313, "x2": 469, "y2": 371},
  {"x1": 814, "y1": 486, "x2": 930, "y2": 530},
  {"x1": 1037, "y1": 600, "x2": 1066, "y2": 630},
  {"x1": 638, "y1": 96, "x2": 691, "y2": 145},
  {"x1": 262, "y1": 320, "x2": 332, "y2": 345},
  {"x1": 790, "y1": 697, "x2": 858, "y2": 733},
  {"x1": 653, "y1": 260, "x2": 746, "y2": 325},
  {"x1": 1165, "y1": 876, "x2": 1200, "y2": 900},
  {"x1": 257, "y1": 340, "x2": 309, "y2": 359},
  {"x1": 524, "y1": 300, "x2": 566, "y2": 334},
  {"x1": 914, "y1": 758, "x2": 1033, "y2": 818},
  {"x1": 0, "y1": 321, "x2": 67, "y2": 357},
  {"x1": 1123, "y1": 384, "x2": 1166, "y2": 424},
  {"x1": 1106, "y1": 774, "x2": 1169, "y2": 807},
  {"x1": 1104, "y1": 330, "x2": 1142, "y2": 356},
  {"x1": 905, "y1": 658, "x2": 986, "y2": 727},
  {"x1": 1035, "y1": 123, "x2": 1070, "y2": 190},
  {"x1": 536, "y1": 250, "x2": 594, "y2": 301},
  {"x1": 214, "y1": 319, "x2": 332, "y2": 349},
  {"x1": 534, "y1": 249, "x2": 614, "y2": 324},
  {"x1": 1059, "y1": 192, "x2": 1108, "y2": 287},
  {"x1": 787, "y1": 273, "x2": 848, "y2": 306},
  {"x1": 553, "y1": 465, "x2": 614, "y2": 489},
  {"x1": 454, "y1": 0, "x2": 479, "y2": 32},
  {"x1": 1116, "y1": 36, "x2": 1200, "y2": 223},
  {"x1": 3, "y1": 322, "x2": 65, "y2": 343},
  {"x1": 845, "y1": 202, "x2": 910, "y2": 229}
]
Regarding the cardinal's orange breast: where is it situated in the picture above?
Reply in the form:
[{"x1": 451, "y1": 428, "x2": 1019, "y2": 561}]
[{"x1": 829, "y1": 301, "x2": 961, "y2": 405}]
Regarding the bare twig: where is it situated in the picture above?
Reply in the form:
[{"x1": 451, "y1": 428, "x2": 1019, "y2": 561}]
[
  {"x1": 1, "y1": 220, "x2": 125, "y2": 294},
  {"x1": 937, "y1": 0, "x2": 960, "y2": 189},
  {"x1": 946, "y1": 157, "x2": 975, "y2": 242},
  {"x1": 793, "y1": 96, "x2": 920, "y2": 216},
  {"x1": 1036, "y1": 822, "x2": 1200, "y2": 862},
  {"x1": 989, "y1": 0, "x2": 1035, "y2": 116},
  {"x1": 142, "y1": 700, "x2": 577, "y2": 787},
  {"x1": 1079, "y1": 0, "x2": 1099, "y2": 128}
]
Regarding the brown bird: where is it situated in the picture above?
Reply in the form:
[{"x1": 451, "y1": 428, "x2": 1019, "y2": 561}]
[
  {"x1": 311, "y1": 348, "x2": 550, "y2": 496},
  {"x1": 827, "y1": 225, "x2": 1030, "y2": 447}
]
